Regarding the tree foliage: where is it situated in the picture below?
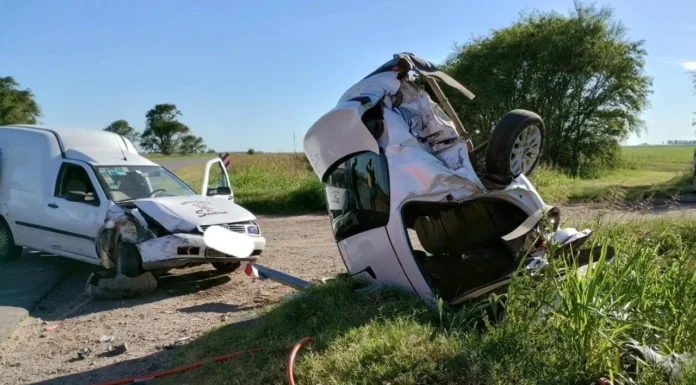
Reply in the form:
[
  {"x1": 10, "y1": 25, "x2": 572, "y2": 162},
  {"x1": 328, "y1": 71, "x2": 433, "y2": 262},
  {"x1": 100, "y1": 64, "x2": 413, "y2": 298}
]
[
  {"x1": 0, "y1": 76, "x2": 41, "y2": 126},
  {"x1": 104, "y1": 119, "x2": 140, "y2": 143},
  {"x1": 442, "y1": 1, "x2": 651, "y2": 176},
  {"x1": 179, "y1": 134, "x2": 207, "y2": 154},
  {"x1": 140, "y1": 104, "x2": 190, "y2": 155}
]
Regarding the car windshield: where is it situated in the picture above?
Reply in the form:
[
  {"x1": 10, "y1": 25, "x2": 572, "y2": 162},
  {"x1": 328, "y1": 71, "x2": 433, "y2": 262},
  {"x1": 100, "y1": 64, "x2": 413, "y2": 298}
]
[{"x1": 95, "y1": 165, "x2": 197, "y2": 202}]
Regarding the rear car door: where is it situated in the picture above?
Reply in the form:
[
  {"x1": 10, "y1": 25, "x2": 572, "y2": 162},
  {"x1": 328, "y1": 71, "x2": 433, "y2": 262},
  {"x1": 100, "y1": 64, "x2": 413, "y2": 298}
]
[
  {"x1": 201, "y1": 158, "x2": 233, "y2": 201},
  {"x1": 43, "y1": 161, "x2": 109, "y2": 262}
]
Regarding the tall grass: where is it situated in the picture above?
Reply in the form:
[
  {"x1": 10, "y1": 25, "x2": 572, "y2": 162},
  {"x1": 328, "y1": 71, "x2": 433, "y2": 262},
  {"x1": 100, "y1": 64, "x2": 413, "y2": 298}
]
[
  {"x1": 175, "y1": 153, "x2": 325, "y2": 214},
  {"x1": 173, "y1": 145, "x2": 695, "y2": 213},
  {"x1": 158, "y1": 217, "x2": 696, "y2": 385}
]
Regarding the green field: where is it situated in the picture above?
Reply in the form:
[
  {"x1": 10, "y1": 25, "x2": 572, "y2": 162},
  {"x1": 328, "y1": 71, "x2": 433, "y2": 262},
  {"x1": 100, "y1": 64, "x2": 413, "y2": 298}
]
[
  {"x1": 169, "y1": 145, "x2": 695, "y2": 213},
  {"x1": 536, "y1": 145, "x2": 694, "y2": 204},
  {"x1": 155, "y1": 217, "x2": 696, "y2": 385},
  {"x1": 172, "y1": 153, "x2": 325, "y2": 213}
]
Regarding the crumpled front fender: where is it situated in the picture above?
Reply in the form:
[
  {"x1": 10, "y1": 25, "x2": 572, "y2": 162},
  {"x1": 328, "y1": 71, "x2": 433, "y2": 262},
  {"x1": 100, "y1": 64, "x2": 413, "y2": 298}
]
[{"x1": 95, "y1": 203, "x2": 156, "y2": 270}]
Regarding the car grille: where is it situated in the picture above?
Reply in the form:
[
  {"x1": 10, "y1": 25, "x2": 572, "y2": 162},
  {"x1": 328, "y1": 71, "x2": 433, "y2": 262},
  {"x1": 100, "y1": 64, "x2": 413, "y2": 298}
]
[{"x1": 198, "y1": 221, "x2": 253, "y2": 234}]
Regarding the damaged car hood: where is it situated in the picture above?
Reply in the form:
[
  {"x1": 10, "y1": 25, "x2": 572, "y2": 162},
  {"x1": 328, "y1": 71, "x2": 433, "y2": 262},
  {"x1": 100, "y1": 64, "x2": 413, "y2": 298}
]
[{"x1": 132, "y1": 196, "x2": 257, "y2": 232}]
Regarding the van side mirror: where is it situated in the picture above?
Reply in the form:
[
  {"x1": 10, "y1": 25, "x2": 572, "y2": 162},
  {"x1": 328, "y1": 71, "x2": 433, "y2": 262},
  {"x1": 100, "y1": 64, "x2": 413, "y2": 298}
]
[{"x1": 66, "y1": 191, "x2": 88, "y2": 202}]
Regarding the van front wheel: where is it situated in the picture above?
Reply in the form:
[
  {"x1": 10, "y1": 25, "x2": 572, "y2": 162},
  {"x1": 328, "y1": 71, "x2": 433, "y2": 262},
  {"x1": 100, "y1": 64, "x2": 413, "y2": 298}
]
[
  {"x1": 116, "y1": 242, "x2": 143, "y2": 278},
  {"x1": 0, "y1": 219, "x2": 23, "y2": 262}
]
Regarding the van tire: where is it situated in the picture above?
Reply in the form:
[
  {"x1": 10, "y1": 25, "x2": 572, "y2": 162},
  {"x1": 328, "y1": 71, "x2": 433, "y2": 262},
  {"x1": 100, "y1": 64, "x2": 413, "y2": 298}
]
[
  {"x1": 0, "y1": 219, "x2": 23, "y2": 262},
  {"x1": 116, "y1": 242, "x2": 143, "y2": 278},
  {"x1": 211, "y1": 262, "x2": 241, "y2": 273}
]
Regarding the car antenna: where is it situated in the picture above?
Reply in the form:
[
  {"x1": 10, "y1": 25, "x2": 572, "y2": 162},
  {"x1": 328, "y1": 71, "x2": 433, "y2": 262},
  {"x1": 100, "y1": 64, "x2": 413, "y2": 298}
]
[{"x1": 114, "y1": 135, "x2": 128, "y2": 161}]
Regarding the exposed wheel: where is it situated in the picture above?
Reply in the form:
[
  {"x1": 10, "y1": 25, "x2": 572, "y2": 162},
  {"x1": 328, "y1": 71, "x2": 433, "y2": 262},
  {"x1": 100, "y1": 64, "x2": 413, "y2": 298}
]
[
  {"x1": 486, "y1": 109, "x2": 544, "y2": 178},
  {"x1": 0, "y1": 219, "x2": 23, "y2": 262},
  {"x1": 115, "y1": 242, "x2": 143, "y2": 278},
  {"x1": 211, "y1": 262, "x2": 241, "y2": 273}
]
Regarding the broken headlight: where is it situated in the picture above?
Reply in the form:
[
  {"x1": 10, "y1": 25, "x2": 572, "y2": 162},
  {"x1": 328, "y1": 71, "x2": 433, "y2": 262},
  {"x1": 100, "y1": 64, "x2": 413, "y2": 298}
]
[{"x1": 245, "y1": 222, "x2": 260, "y2": 235}]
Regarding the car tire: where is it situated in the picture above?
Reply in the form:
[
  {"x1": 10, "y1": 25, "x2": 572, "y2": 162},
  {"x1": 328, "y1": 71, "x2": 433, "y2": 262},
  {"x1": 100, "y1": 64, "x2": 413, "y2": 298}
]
[
  {"x1": 211, "y1": 262, "x2": 241, "y2": 273},
  {"x1": 486, "y1": 109, "x2": 545, "y2": 178},
  {"x1": 116, "y1": 242, "x2": 143, "y2": 278},
  {"x1": 0, "y1": 218, "x2": 23, "y2": 262}
]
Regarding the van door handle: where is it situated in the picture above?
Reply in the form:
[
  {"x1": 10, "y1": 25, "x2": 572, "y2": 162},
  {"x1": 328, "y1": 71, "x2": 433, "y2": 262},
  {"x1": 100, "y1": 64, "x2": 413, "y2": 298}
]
[{"x1": 48, "y1": 203, "x2": 59, "y2": 209}]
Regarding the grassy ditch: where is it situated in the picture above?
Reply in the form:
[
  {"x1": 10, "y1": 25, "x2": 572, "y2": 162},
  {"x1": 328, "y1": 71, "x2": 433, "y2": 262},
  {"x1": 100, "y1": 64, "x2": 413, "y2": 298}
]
[{"x1": 156, "y1": 217, "x2": 696, "y2": 385}]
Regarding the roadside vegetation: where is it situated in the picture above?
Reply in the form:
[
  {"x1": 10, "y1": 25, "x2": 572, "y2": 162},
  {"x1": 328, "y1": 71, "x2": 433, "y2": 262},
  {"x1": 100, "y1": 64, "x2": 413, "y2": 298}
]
[
  {"x1": 170, "y1": 145, "x2": 694, "y2": 214},
  {"x1": 533, "y1": 145, "x2": 694, "y2": 204},
  {"x1": 173, "y1": 152, "x2": 325, "y2": 213},
  {"x1": 156, "y1": 216, "x2": 696, "y2": 385}
]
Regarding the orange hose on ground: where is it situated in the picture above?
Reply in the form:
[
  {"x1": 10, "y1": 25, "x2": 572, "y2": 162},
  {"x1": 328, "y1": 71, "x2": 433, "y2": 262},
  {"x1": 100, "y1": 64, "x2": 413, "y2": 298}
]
[
  {"x1": 287, "y1": 336, "x2": 313, "y2": 385},
  {"x1": 89, "y1": 347, "x2": 261, "y2": 385}
]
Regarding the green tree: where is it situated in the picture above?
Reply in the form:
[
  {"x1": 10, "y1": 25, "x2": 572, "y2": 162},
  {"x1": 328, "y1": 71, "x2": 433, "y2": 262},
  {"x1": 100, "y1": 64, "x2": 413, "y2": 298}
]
[
  {"x1": 442, "y1": 1, "x2": 651, "y2": 176},
  {"x1": 104, "y1": 119, "x2": 140, "y2": 143},
  {"x1": 179, "y1": 134, "x2": 207, "y2": 154},
  {"x1": 140, "y1": 104, "x2": 190, "y2": 155},
  {"x1": 0, "y1": 76, "x2": 41, "y2": 126}
]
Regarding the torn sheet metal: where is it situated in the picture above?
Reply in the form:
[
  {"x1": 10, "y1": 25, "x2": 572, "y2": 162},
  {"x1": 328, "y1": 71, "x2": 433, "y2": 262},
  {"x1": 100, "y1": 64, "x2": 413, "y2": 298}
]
[
  {"x1": 306, "y1": 69, "x2": 546, "y2": 218},
  {"x1": 95, "y1": 203, "x2": 156, "y2": 270}
]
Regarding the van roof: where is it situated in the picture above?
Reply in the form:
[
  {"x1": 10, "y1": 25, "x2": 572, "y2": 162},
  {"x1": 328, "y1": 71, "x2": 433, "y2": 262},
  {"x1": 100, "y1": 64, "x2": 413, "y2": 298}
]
[{"x1": 0, "y1": 124, "x2": 157, "y2": 167}]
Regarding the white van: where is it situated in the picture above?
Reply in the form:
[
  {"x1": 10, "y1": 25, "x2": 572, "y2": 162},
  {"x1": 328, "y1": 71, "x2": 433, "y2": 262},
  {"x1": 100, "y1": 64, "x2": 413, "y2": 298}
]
[{"x1": 0, "y1": 125, "x2": 265, "y2": 276}]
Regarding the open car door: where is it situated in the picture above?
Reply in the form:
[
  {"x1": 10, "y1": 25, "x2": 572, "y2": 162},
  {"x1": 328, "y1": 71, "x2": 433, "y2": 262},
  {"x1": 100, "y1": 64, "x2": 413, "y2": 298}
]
[{"x1": 201, "y1": 158, "x2": 234, "y2": 201}]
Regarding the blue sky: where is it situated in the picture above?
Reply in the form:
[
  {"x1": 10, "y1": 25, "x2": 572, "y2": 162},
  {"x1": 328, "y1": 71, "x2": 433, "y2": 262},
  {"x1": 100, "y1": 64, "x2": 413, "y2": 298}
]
[{"x1": 2, "y1": 0, "x2": 694, "y2": 152}]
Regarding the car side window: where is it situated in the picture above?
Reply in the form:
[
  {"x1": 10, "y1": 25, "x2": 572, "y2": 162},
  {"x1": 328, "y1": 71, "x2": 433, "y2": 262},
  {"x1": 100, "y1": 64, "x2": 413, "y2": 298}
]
[
  {"x1": 322, "y1": 151, "x2": 390, "y2": 242},
  {"x1": 54, "y1": 163, "x2": 100, "y2": 205},
  {"x1": 207, "y1": 162, "x2": 230, "y2": 196}
]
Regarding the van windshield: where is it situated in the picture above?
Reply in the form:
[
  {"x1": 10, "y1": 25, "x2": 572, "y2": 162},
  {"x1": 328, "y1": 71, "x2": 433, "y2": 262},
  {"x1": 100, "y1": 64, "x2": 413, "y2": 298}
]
[{"x1": 95, "y1": 165, "x2": 197, "y2": 202}]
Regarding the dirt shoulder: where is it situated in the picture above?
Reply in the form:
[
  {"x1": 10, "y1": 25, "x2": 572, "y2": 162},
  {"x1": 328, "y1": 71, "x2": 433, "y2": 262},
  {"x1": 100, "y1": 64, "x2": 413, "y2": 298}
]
[{"x1": 1, "y1": 204, "x2": 695, "y2": 384}]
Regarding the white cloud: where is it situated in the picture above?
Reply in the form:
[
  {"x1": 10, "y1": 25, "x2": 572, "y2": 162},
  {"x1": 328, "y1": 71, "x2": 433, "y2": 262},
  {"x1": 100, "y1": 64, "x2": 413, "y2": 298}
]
[{"x1": 680, "y1": 61, "x2": 696, "y2": 71}]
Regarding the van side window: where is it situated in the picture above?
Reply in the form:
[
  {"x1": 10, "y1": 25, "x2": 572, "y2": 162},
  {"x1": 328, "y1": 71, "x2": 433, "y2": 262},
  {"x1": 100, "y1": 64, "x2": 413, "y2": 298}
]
[
  {"x1": 54, "y1": 163, "x2": 99, "y2": 205},
  {"x1": 207, "y1": 162, "x2": 230, "y2": 196}
]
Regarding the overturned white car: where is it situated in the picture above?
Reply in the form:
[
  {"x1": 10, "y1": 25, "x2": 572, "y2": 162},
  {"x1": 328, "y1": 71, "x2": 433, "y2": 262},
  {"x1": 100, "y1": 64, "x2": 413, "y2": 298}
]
[
  {"x1": 303, "y1": 53, "x2": 608, "y2": 307},
  {"x1": 0, "y1": 125, "x2": 265, "y2": 292}
]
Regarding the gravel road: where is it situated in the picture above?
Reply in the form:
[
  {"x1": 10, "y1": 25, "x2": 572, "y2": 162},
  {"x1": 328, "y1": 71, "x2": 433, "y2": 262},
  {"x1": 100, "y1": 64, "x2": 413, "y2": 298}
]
[
  {"x1": 1, "y1": 203, "x2": 695, "y2": 384},
  {"x1": 154, "y1": 156, "x2": 212, "y2": 171}
]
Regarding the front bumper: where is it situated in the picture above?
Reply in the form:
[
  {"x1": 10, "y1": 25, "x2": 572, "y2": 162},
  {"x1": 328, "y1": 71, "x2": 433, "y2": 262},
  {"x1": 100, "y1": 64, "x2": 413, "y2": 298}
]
[{"x1": 136, "y1": 232, "x2": 266, "y2": 270}]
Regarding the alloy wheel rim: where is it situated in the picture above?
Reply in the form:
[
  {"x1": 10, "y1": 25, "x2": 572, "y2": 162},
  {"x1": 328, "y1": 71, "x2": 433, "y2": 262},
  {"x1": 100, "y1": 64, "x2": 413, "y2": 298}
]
[{"x1": 510, "y1": 125, "x2": 541, "y2": 176}]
